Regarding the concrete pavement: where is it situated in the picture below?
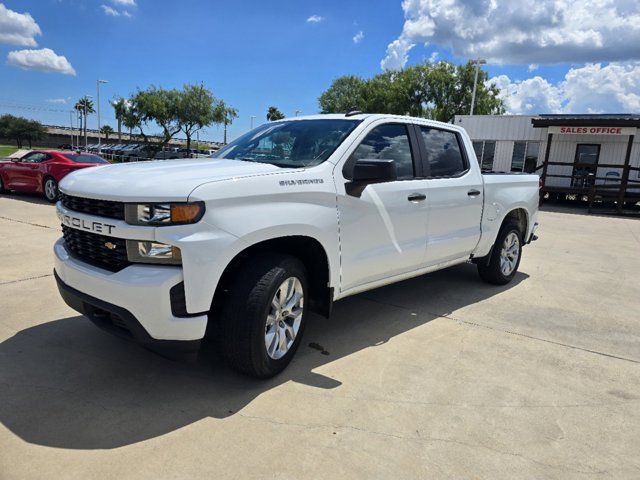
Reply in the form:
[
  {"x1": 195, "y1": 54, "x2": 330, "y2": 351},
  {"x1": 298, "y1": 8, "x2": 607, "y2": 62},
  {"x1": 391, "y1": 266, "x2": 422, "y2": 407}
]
[{"x1": 1, "y1": 193, "x2": 639, "y2": 479}]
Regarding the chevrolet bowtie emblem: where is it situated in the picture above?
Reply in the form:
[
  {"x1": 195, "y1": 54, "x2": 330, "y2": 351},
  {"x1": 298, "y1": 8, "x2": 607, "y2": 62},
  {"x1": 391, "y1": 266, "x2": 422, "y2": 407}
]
[{"x1": 104, "y1": 242, "x2": 117, "y2": 250}]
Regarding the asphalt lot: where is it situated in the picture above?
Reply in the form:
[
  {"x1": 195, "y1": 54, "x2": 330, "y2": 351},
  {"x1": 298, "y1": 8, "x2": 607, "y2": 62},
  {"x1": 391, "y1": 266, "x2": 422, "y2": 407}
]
[{"x1": 1, "y1": 193, "x2": 639, "y2": 479}]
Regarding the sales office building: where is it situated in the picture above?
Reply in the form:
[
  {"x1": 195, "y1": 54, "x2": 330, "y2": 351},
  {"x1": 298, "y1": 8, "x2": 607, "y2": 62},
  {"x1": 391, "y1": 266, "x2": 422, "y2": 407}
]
[{"x1": 454, "y1": 114, "x2": 640, "y2": 203}]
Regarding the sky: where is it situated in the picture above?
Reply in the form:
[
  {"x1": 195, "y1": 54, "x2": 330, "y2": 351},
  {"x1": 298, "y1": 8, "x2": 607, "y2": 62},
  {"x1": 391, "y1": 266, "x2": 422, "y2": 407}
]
[{"x1": 1, "y1": 0, "x2": 639, "y2": 142}]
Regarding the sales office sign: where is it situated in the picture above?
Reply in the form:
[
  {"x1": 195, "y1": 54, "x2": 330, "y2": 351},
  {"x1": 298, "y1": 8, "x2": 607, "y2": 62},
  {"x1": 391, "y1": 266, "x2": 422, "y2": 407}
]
[{"x1": 549, "y1": 126, "x2": 637, "y2": 136}]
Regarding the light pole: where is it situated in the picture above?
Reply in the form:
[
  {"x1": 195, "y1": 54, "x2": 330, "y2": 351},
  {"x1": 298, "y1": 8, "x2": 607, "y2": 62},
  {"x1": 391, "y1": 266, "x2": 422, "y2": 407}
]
[
  {"x1": 97, "y1": 79, "x2": 108, "y2": 153},
  {"x1": 470, "y1": 58, "x2": 487, "y2": 116},
  {"x1": 250, "y1": 115, "x2": 256, "y2": 130},
  {"x1": 69, "y1": 110, "x2": 74, "y2": 148}
]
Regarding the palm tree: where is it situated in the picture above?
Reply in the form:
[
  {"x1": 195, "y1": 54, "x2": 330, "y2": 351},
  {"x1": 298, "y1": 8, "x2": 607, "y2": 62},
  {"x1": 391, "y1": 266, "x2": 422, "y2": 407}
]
[
  {"x1": 74, "y1": 96, "x2": 95, "y2": 146},
  {"x1": 111, "y1": 97, "x2": 128, "y2": 142},
  {"x1": 216, "y1": 102, "x2": 238, "y2": 144},
  {"x1": 100, "y1": 125, "x2": 114, "y2": 141},
  {"x1": 266, "y1": 106, "x2": 285, "y2": 122}
]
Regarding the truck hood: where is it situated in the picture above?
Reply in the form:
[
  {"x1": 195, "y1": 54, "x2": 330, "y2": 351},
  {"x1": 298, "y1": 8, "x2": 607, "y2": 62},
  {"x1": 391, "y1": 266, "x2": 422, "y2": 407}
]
[{"x1": 59, "y1": 159, "x2": 289, "y2": 201}]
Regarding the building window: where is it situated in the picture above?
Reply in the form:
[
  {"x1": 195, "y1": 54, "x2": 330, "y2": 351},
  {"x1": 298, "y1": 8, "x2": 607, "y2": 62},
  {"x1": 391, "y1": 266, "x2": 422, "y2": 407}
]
[
  {"x1": 473, "y1": 140, "x2": 496, "y2": 171},
  {"x1": 511, "y1": 141, "x2": 539, "y2": 173}
]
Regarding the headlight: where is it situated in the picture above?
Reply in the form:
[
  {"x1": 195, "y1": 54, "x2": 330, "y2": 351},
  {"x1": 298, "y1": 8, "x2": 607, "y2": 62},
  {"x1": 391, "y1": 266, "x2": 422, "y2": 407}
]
[
  {"x1": 124, "y1": 202, "x2": 205, "y2": 226},
  {"x1": 126, "y1": 240, "x2": 182, "y2": 264}
]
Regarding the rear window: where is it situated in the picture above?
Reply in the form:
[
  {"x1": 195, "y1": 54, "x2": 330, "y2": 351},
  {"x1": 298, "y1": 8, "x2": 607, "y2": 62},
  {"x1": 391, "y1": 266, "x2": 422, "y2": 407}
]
[{"x1": 63, "y1": 154, "x2": 108, "y2": 164}]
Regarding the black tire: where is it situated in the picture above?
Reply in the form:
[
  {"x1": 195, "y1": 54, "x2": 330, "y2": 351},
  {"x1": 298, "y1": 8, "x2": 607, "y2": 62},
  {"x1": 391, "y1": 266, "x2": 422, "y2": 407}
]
[
  {"x1": 216, "y1": 254, "x2": 309, "y2": 378},
  {"x1": 43, "y1": 177, "x2": 58, "y2": 203},
  {"x1": 0, "y1": 175, "x2": 5, "y2": 194},
  {"x1": 477, "y1": 221, "x2": 523, "y2": 285}
]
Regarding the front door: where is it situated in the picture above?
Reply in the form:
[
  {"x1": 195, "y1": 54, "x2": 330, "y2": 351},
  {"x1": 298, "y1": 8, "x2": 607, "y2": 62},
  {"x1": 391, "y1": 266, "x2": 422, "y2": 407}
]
[
  {"x1": 337, "y1": 122, "x2": 429, "y2": 292},
  {"x1": 572, "y1": 144, "x2": 600, "y2": 188}
]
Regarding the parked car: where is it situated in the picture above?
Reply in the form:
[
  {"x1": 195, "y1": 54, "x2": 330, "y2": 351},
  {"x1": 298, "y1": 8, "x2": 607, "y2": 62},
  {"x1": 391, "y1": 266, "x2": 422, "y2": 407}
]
[
  {"x1": 57, "y1": 143, "x2": 73, "y2": 150},
  {"x1": 54, "y1": 114, "x2": 539, "y2": 377},
  {"x1": 0, "y1": 150, "x2": 108, "y2": 202}
]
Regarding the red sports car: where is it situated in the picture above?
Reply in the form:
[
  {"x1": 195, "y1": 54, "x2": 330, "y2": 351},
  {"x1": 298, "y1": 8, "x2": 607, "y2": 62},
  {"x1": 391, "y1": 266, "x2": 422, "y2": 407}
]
[{"x1": 0, "y1": 150, "x2": 109, "y2": 202}]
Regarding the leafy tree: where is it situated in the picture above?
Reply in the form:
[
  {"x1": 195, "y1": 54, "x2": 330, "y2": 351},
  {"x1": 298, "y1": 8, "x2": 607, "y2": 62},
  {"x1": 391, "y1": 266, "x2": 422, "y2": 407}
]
[
  {"x1": 318, "y1": 61, "x2": 504, "y2": 122},
  {"x1": 177, "y1": 83, "x2": 220, "y2": 154},
  {"x1": 216, "y1": 102, "x2": 238, "y2": 144},
  {"x1": 74, "y1": 96, "x2": 95, "y2": 143},
  {"x1": 0, "y1": 115, "x2": 45, "y2": 148},
  {"x1": 122, "y1": 99, "x2": 147, "y2": 143},
  {"x1": 111, "y1": 97, "x2": 128, "y2": 142},
  {"x1": 318, "y1": 75, "x2": 367, "y2": 114},
  {"x1": 100, "y1": 125, "x2": 114, "y2": 141},
  {"x1": 132, "y1": 87, "x2": 182, "y2": 147},
  {"x1": 266, "y1": 106, "x2": 285, "y2": 122}
]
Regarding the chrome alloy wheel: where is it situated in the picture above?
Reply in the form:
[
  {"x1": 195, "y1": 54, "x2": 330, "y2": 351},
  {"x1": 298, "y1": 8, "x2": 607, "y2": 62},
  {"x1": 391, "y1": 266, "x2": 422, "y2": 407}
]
[
  {"x1": 44, "y1": 179, "x2": 57, "y2": 201},
  {"x1": 500, "y1": 232, "x2": 520, "y2": 276},
  {"x1": 265, "y1": 277, "x2": 304, "y2": 360}
]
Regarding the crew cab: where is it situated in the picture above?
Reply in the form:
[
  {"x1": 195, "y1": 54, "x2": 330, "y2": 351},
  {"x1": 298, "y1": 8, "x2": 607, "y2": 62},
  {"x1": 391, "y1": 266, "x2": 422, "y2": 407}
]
[
  {"x1": 0, "y1": 150, "x2": 108, "y2": 202},
  {"x1": 53, "y1": 114, "x2": 539, "y2": 378}
]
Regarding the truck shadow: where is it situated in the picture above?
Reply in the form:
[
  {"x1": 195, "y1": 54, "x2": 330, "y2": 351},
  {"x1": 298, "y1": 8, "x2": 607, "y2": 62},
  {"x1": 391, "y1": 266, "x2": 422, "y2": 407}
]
[{"x1": 0, "y1": 264, "x2": 528, "y2": 450}]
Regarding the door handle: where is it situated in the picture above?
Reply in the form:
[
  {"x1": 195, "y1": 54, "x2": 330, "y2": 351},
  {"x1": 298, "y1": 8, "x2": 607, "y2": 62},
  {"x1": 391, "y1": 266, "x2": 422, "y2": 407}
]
[
  {"x1": 407, "y1": 193, "x2": 426, "y2": 202},
  {"x1": 467, "y1": 189, "x2": 481, "y2": 197}
]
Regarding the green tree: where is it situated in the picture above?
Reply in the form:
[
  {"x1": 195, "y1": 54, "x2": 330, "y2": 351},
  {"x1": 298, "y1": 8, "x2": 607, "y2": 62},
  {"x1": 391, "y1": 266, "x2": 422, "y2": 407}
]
[
  {"x1": 0, "y1": 115, "x2": 45, "y2": 149},
  {"x1": 266, "y1": 106, "x2": 285, "y2": 121},
  {"x1": 177, "y1": 83, "x2": 220, "y2": 154},
  {"x1": 318, "y1": 61, "x2": 505, "y2": 122},
  {"x1": 318, "y1": 75, "x2": 367, "y2": 113},
  {"x1": 111, "y1": 97, "x2": 128, "y2": 142},
  {"x1": 74, "y1": 96, "x2": 95, "y2": 143},
  {"x1": 216, "y1": 102, "x2": 238, "y2": 144},
  {"x1": 132, "y1": 86, "x2": 182, "y2": 147},
  {"x1": 100, "y1": 125, "x2": 114, "y2": 141}
]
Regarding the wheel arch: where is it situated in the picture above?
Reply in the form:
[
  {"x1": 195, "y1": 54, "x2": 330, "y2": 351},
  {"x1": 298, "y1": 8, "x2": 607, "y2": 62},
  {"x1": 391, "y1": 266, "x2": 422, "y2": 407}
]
[
  {"x1": 502, "y1": 207, "x2": 529, "y2": 238},
  {"x1": 210, "y1": 235, "x2": 334, "y2": 322}
]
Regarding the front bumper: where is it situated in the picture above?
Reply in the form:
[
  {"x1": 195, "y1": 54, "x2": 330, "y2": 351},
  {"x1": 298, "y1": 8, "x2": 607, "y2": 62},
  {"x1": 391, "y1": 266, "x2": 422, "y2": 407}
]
[{"x1": 54, "y1": 238, "x2": 208, "y2": 357}]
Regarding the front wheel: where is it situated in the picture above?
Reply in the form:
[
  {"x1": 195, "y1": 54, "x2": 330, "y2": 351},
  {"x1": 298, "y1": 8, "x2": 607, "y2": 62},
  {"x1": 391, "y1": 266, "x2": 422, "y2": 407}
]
[
  {"x1": 43, "y1": 177, "x2": 59, "y2": 203},
  {"x1": 216, "y1": 254, "x2": 308, "y2": 378},
  {"x1": 478, "y1": 222, "x2": 522, "y2": 285}
]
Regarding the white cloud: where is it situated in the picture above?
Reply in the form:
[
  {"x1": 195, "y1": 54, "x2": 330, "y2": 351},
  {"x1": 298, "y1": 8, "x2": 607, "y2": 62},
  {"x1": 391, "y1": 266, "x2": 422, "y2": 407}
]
[
  {"x1": 111, "y1": 0, "x2": 136, "y2": 6},
  {"x1": 428, "y1": 51, "x2": 439, "y2": 63},
  {"x1": 490, "y1": 62, "x2": 640, "y2": 114},
  {"x1": 7, "y1": 48, "x2": 76, "y2": 76},
  {"x1": 382, "y1": 0, "x2": 640, "y2": 69},
  {"x1": 353, "y1": 31, "x2": 364, "y2": 44},
  {"x1": 46, "y1": 98, "x2": 68, "y2": 104},
  {"x1": 528, "y1": 64, "x2": 539, "y2": 72},
  {"x1": 306, "y1": 15, "x2": 324, "y2": 24},
  {"x1": 101, "y1": 5, "x2": 120, "y2": 16},
  {"x1": 380, "y1": 37, "x2": 414, "y2": 70},
  {"x1": 122, "y1": 10, "x2": 132, "y2": 18},
  {"x1": 0, "y1": 3, "x2": 41, "y2": 47}
]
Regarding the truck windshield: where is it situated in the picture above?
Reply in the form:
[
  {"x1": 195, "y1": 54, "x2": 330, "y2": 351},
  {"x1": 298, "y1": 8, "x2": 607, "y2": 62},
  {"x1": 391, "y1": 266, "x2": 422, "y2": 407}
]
[{"x1": 211, "y1": 119, "x2": 361, "y2": 168}]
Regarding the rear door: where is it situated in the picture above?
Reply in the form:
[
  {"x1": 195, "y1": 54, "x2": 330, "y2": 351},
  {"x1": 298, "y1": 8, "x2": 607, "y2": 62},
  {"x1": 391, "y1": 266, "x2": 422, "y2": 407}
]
[{"x1": 416, "y1": 125, "x2": 484, "y2": 266}]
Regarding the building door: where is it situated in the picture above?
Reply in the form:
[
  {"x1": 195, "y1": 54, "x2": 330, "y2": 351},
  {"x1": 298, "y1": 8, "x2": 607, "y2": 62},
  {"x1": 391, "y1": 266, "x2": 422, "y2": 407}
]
[{"x1": 572, "y1": 144, "x2": 600, "y2": 188}]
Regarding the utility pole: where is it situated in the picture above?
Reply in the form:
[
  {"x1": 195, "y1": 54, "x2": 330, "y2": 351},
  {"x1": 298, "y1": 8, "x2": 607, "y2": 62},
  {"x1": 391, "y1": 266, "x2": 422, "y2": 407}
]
[
  {"x1": 470, "y1": 58, "x2": 487, "y2": 115},
  {"x1": 69, "y1": 110, "x2": 74, "y2": 148},
  {"x1": 250, "y1": 115, "x2": 256, "y2": 130},
  {"x1": 97, "y1": 79, "x2": 108, "y2": 153}
]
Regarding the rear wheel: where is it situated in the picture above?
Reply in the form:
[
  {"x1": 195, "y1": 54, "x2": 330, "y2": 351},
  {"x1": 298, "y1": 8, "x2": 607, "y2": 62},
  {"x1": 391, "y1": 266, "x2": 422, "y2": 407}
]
[
  {"x1": 216, "y1": 254, "x2": 308, "y2": 378},
  {"x1": 478, "y1": 222, "x2": 522, "y2": 285},
  {"x1": 43, "y1": 177, "x2": 58, "y2": 203}
]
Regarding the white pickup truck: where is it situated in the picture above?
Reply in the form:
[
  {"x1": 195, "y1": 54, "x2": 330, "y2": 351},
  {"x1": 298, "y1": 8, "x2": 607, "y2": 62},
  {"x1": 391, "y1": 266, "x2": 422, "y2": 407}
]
[{"x1": 54, "y1": 114, "x2": 539, "y2": 377}]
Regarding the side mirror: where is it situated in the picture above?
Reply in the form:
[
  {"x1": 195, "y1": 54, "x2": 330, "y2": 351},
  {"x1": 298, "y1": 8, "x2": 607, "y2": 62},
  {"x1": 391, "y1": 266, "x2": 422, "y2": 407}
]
[
  {"x1": 11, "y1": 158, "x2": 20, "y2": 163},
  {"x1": 352, "y1": 159, "x2": 397, "y2": 183}
]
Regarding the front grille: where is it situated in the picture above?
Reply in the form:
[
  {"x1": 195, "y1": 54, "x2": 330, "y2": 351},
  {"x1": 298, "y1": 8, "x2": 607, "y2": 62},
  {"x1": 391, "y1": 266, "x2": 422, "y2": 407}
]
[
  {"x1": 62, "y1": 225, "x2": 130, "y2": 272},
  {"x1": 60, "y1": 193, "x2": 125, "y2": 220}
]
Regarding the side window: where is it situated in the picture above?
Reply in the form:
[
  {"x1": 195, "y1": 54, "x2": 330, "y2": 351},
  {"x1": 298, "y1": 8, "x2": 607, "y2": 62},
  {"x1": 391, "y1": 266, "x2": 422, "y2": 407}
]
[
  {"x1": 23, "y1": 153, "x2": 47, "y2": 163},
  {"x1": 347, "y1": 124, "x2": 414, "y2": 180},
  {"x1": 419, "y1": 127, "x2": 467, "y2": 178}
]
